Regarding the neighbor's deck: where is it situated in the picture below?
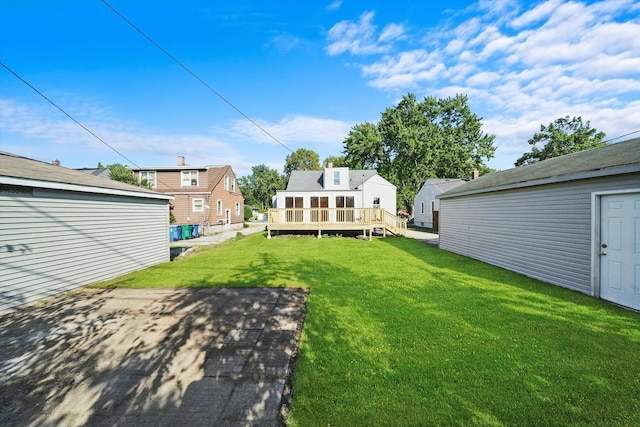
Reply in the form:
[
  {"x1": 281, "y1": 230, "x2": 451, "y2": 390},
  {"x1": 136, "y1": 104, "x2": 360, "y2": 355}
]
[{"x1": 267, "y1": 208, "x2": 406, "y2": 239}]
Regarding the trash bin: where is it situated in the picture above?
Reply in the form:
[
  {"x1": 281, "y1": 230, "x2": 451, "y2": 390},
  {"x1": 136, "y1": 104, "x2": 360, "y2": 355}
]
[
  {"x1": 176, "y1": 225, "x2": 182, "y2": 240},
  {"x1": 169, "y1": 225, "x2": 180, "y2": 242},
  {"x1": 192, "y1": 224, "x2": 200, "y2": 238},
  {"x1": 181, "y1": 224, "x2": 193, "y2": 240}
]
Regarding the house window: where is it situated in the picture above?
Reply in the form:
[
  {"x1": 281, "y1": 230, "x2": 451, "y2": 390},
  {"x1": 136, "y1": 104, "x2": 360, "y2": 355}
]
[
  {"x1": 231, "y1": 178, "x2": 236, "y2": 193},
  {"x1": 235, "y1": 202, "x2": 240, "y2": 215},
  {"x1": 193, "y1": 199, "x2": 204, "y2": 212},
  {"x1": 285, "y1": 197, "x2": 303, "y2": 222},
  {"x1": 420, "y1": 202, "x2": 424, "y2": 215},
  {"x1": 224, "y1": 175, "x2": 229, "y2": 190},
  {"x1": 217, "y1": 199, "x2": 222, "y2": 216},
  {"x1": 181, "y1": 170, "x2": 198, "y2": 187},
  {"x1": 140, "y1": 171, "x2": 156, "y2": 188},
  {"x1": 333, "y1": 171, "x2": 340, "y2": 186},
  {"x1": 373, "y1": 197, "x2": 381, "y2": 208}
]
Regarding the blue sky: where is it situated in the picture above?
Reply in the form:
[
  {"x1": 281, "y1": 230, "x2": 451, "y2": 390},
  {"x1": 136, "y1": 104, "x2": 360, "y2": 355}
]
[{"x1": 1, "y1": 0, "x2": 639, "y2": 177}]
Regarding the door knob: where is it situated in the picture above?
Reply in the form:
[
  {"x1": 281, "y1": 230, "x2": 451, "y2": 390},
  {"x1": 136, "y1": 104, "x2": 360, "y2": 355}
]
[{"x1": 599, "y1": 251, "x2": 607, "y2": 256}]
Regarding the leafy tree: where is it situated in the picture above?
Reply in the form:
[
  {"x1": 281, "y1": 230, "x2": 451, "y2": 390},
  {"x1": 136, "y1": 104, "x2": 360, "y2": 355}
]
[
  {"x1": 283, "y1": 148, "x2": 322, "y2": 178},
  {"x1": 323, "y1": 155, "x2": 347, "y2": 167},
  {"x1": 344, "y1": 93, "x2": 496, "y2": 214},
  {"x1": 106, "y1": 163, "x2": 152, "y2": 189},
  {"x1": 515, "y1": 116, "x2": 606, "y2": 166},
  {"x1": 238, "y1": 164, "x2": 285, "y2": 210}
]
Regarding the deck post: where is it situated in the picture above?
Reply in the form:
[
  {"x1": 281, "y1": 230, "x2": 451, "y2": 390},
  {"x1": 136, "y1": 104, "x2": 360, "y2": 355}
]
[
  {"x1": 267, "y1": 228, "x2": 271, "y2": 239},
  {"x1": 318, "y1": 228, "x2": 322, "y2": 238}
]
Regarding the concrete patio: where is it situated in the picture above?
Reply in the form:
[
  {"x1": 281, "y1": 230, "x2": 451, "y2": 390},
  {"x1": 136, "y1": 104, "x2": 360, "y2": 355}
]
[{"x1": 0, "y1": 287, "x2": 307, "y2": 426}]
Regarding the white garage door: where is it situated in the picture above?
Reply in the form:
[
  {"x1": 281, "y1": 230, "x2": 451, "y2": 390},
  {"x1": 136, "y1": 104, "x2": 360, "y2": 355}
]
[{"x1": 599, "y1": 192, "x2": 640, "y2": 311}]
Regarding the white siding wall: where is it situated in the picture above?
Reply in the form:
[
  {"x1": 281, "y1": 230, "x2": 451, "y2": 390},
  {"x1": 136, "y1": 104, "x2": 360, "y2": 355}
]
[
  {"x1": 439, "y1": 174, "x2": 640, "y2": 295},
  {"x1": 363, "y1": 175, "x2": 396, "y2": 214},
  {"x1": 1, "y1": 188, "x2": 169, "y2": 313},
  {"x1": 413, "y1": 182, "x2": 441, "y2": 228}
]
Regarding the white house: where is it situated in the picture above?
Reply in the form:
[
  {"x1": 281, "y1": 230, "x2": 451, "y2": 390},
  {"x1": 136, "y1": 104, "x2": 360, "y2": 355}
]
[
  {"x1": 438, "y1": 138, "x2": 640, "y2": 311},
  {"x1": 0, "y1": 152, "x2": 173, "y2": 314},
  {"x1": 269, "y1": 166, "x2": 403, "y2": 238},
  {"x1": 413, "y1": 178, "x2": 466, "y2": 230}
]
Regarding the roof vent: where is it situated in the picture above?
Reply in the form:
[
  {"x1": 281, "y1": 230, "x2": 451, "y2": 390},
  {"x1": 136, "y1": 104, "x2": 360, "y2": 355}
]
[{"x1": 52, "y1": 159, "x2": 60, "y2": 166}]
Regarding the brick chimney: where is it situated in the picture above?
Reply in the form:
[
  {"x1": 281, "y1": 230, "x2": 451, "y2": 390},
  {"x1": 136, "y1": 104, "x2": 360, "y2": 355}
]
[
  {"x1": 472, "y1": 169, "x2": 479, "y2": 180},
  {"x1": 52, "y1": 159, "x2": 60, "y2": 166},
  {"x1": 177, "y1": 155, "x2": 185, "y2": 166}
]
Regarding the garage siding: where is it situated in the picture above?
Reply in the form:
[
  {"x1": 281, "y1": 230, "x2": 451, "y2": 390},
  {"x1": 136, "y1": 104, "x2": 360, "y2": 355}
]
[
  {"x1": 1, "y1": 188, "x2": 169, "y2": 313},
  {"x1": 439, "y1": 174, "x2": 640, "y2": 294}
]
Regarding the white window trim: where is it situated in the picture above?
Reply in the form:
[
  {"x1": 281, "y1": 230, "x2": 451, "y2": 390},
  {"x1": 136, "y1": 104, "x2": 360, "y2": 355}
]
[
  {"x1": 235, "y1": 202, "x2": 240, "y2": 215},
  {"x1": 140, "y1": 171, "x2": 157, "y2": 188},
  {"x1": 181, "y1": 170, "x2": 199, "y2": 187},
  {"x1": 216, "y1": 199, "x2": 222, "y2": 216},
  {"x1": 231, "y1": 178, "x2": 236, "y2": 193},
  {"x1": 224, "y1": 175, "x2": 229, "y2": 191},
  {"x1": 333, "y1": 171, "x2": 340, "y2": 186},
  {"x1": 193, "y1": 198, "x2": 204, "y2": 212}
]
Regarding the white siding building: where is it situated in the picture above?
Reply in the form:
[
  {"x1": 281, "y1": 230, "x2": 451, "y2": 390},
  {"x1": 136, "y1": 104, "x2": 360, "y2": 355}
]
[
  {"x1": 414, "y1": 179, "x2": 466, "y2": 230},
  {"x1": 0, "y1": 152, "x2": 173, "y2": 314},
  {"x1": 438, "y1": 138, "x2": 640, "y2": 310},
  {"x1": 275, "y1": 167, "x2": 396, "y2": 214}
]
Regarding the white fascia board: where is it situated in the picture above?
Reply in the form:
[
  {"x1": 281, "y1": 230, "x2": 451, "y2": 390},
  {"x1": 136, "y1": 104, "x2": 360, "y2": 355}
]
[{"x1": 0, "y1": 176, "x2": 174, "y2": 201}]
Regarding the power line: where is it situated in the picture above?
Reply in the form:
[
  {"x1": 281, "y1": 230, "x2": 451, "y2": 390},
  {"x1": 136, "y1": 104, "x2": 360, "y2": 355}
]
[
  {"x1": 0, "y1": 61, "x2": 182, "y2": 193},
  {"x1": 0, "y1": 61, "x2": 140, "y2": 168},
  {"x1": 603, "y1": 129, "x2": 640, "y2": 144},
  {"x1": 100, "y1": 0, "x2": 293, "y2": 154}
]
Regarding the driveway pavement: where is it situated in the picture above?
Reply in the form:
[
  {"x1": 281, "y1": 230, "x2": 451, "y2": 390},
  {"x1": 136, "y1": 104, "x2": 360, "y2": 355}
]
[{"x1": 0, "y1": 287, "x2": 307, "y2": 426}]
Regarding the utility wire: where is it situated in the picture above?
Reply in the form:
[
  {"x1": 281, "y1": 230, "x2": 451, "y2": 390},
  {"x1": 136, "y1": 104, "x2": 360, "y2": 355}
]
[
  {"x1": 0, "y1": 61, "x2": 140, "y2": 168},
  {"x1": 603, "y1": 129, "x2": 640, "y2": 144},
  {"x1": 101, "y1": 0, "x2": 293, "y2": 154},
  {"x1": 0, "y1": 61, "x2": 183, "y2": 193}
]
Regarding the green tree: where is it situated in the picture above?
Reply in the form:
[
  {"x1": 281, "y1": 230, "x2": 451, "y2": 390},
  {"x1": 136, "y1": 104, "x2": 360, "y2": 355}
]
[
  {"x1": 238, "y1": 164, "x2": 286, "y2": 210},
  {"x1": 283, "y1": 148, "x2": 322, "y2": 178},
  {"x1": 106, "y1": 163, "x2": 152, "y2": 189},
  {"x1": 323, "y1": 155, "x2": 347, "y2": 167},
  {"x1": 344, "y1": 93, "x2": 496, "y2": 214},
  {"x1": 515, "y1": 116, "x2": 606, "y2": 166}
]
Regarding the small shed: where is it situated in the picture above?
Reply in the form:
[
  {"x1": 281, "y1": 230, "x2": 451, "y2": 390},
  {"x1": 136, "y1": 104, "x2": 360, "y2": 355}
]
[
  {"x1": 438, "y1": 138, "x2": 640, "y2": 310},
  {"x1": 0, "y1": 152, "x2": 173, "y2": 314}
]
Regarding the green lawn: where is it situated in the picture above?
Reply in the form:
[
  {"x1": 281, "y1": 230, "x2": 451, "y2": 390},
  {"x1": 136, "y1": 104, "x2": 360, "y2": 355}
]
[{"x1": 97, "y1": 233, "x2": 640, "y2": 426}]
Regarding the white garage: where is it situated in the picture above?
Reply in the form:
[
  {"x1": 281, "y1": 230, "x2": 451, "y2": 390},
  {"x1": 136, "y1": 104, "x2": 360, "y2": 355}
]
[
  {"x1": 0, "y1": 152, "x2": 173, "y2": 314},
  {"x1": 438, "y1": 138, "x2": 640, "y2": 310}
]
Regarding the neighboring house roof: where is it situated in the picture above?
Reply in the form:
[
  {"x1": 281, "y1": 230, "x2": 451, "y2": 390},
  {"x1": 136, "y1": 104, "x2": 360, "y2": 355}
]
[
  {"x1": 0, "y1": 152, "x2": 172, "y2": 200},
  {"x1": 425, "y1": 178, "x2": 466, "y2": 193},
  {"x1": 285, "y1": 170, "x2": 378, "y2": 191},
  {"x1": 440, "y1": 137, "x2": 640, "y2": 199},
  {"x1": 75, "y1": 167, "x2": 111, "y2": 178}
]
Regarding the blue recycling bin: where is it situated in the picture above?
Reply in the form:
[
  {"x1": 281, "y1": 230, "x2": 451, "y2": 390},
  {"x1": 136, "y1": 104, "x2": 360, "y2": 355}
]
[
  {"x1": 192, "y1": 224, "x2": 200, "y2": 238},
  {"x1": 176, "y1": 225, "x2": 183, "y2": 240},
  {"x1": 169, "y1": 226, "x2": 180, "y2": 241}
]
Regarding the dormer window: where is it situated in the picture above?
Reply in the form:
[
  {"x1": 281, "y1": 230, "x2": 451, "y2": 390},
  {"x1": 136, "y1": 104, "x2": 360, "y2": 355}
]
[
  {"x1": 181, "y1": 170, "x2": 198, "y2": 187},
  {"x1": 140, "y1": 171, "x2": 156, "y2": 188},
  {"x1": 333, "y1": 171, "x2": 340, "y2": 186}
]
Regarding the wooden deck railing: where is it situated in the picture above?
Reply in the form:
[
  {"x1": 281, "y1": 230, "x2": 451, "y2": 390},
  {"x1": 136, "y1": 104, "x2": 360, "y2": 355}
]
[{"x1": 267, "y1": 208, "x2": 406, "y2": 238}]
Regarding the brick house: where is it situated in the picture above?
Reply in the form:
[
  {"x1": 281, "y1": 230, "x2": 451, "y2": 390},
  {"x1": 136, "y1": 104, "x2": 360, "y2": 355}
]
[{"x1": 131, "y1": 156, "x2": 244, "y2": 234}]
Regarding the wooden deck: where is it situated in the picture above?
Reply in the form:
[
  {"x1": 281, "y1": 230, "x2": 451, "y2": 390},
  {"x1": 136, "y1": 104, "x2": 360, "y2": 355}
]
[{"x1": 267, "y1": 208, "x2": 406, "y2": 239}]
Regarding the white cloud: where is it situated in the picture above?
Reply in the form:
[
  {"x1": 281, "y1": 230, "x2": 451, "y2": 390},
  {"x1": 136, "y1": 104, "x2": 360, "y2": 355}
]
[
  {"x1": 229, "y1": 114, "x2": 352, "y2": 149},
  {"x1": 327, "y1": 0, "x2": 640, "y2": 168},
  {"x1": 327, "y1": 0, "x2": 342, "y2": 11},
  {"x1": 326, "y1": 11, "x2": 402, "y2": 55}
]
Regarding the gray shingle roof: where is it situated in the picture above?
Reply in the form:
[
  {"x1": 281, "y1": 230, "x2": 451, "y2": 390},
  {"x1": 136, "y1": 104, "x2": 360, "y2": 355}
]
[
  {"x1": 440, "y1": 137, "x2": 640, "y2": 198},
  {"x1": 0, "y1": 152, "x2": 166, "y2": 196},
  {"x1": 428, "y1": 178, "x2": 466, "y2": 192},
  {"x1": 285, "y1": 169, "x2": 378, "y2": 191}
]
